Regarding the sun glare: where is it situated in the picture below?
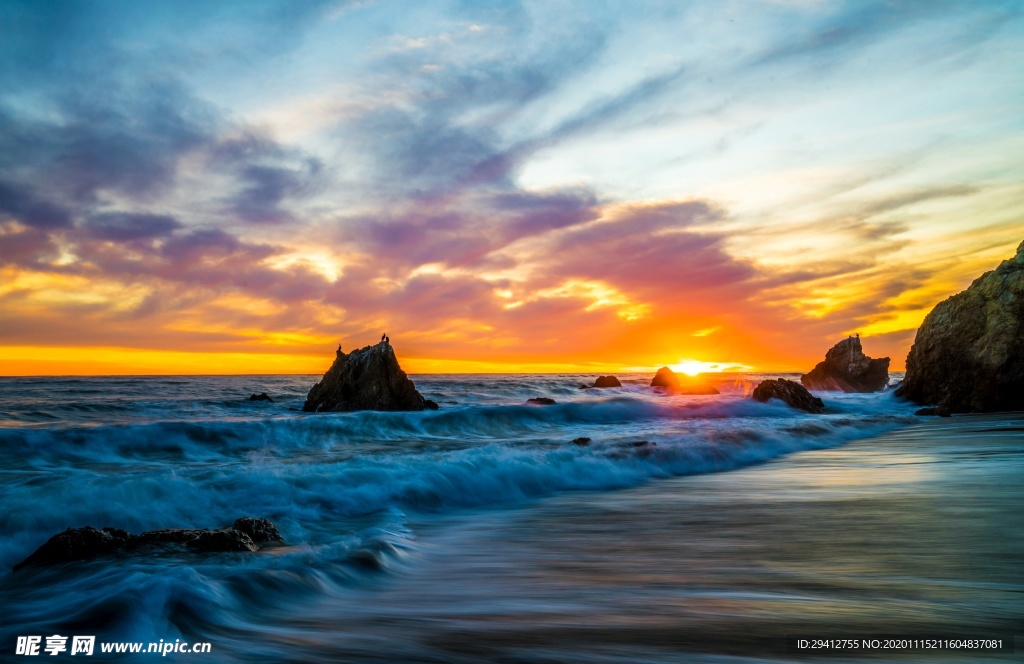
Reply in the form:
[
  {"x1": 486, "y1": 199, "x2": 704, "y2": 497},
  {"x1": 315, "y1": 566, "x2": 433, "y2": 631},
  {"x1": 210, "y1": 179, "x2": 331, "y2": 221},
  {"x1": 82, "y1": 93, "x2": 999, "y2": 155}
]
[{"x1": 671, "y1": 359, "x2": 752, "y2": 375}]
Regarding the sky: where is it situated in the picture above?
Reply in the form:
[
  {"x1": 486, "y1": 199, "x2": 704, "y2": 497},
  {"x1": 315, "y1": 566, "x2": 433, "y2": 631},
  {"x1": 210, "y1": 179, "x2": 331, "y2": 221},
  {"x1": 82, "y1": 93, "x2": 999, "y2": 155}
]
[{"x1": 1, "y1": 0, "x2": 1022, "y2": 375}]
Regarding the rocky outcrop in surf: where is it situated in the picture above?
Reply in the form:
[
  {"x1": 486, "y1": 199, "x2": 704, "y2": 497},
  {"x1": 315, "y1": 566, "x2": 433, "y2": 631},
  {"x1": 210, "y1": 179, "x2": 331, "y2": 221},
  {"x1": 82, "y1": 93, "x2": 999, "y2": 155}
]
[
  {"x1": 800, "y1": 336, "x2": 889, "y2": 392},
  {"x1": 751, "y1": 378, "x2": 825, "y2": 413},
  {"x1": 303, "y1": 341, "x2": 437, "y2": 412},
  {"x1": 650, "y1": 367, "x2": 719, "y2": 394},
  {"x1": 592, "y1": 375, "x2": 622, "y2": 388},
  {"x1": 526, "y1": 397, "x2": 557, "y2": 405},
  {"x1": 13, "y1": 518, "x2": 284, "y2": 571},
  {"x1": 248, "y1": 392, "x2": 273, "y2": 402},
  {"x1": 896, "y1": 240, "x2": 1024, "y2": 413}
]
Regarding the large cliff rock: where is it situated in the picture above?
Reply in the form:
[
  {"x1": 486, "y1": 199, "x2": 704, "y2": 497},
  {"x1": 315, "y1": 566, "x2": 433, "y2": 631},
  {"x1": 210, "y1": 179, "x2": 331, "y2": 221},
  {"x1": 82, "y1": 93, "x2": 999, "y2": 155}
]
[
  {"x1": 302, "y1": 340, "x2": 437, "y2": 412},
  {"x1": 751, "y1": 378, "x2": 825, "y2": 413},
  {"x1": 800, "y1": 336, "x2": 889, "y2": 392},
  {"x1": 649, "y1": 367, "x2": 720, "y2": 395},
  {"x1": 896, "y1": 240, "x2": 1024, "y2": 413}
]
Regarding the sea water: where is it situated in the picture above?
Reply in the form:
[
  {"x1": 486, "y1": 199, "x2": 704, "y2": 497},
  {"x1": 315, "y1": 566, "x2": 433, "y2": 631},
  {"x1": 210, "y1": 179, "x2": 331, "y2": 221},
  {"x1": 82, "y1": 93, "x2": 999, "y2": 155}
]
[{"x1": 1, "y1": 373, "x2": 1020, "y2": 662}]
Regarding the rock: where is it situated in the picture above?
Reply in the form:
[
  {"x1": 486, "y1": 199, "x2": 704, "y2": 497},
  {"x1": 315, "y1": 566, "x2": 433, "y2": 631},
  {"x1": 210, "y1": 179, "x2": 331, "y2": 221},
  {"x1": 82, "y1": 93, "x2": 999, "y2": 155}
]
[
  {"x1": 232, "y1": 517, "x2": 284, "y2": 544},
  {"x1": 424, "y1": 399, "x2": 440, "y2": 410},
  {"x1": 801, "y1": 336, "x2": 889, "y2": 392},
  {"x1": 526, "y1": 397, "x2": 556, "y2": 405},
  {"x1": 189, "y1": 529, "x2": 258, "y2": 553},
  {"x1": 592, "y1": 375, "x2": 622, "y2": 388},
  {"x1": 248, "y1": 392, "x2": 274, "y2": 402},
  {"x1": 302, "y1": 340, "x2": 433, "y2": 412},
  {"x1": 896, "y1": 240, "x2": 1024, "y2": 413},
  {"x1": 572, "y1": 437, "x2": 591, "y2": 445},
  {"x1": 649, "y1": 367, "x2": 719, "y2": 394},
  {"x1": 651, "y1": 367, "x2": 680, "y2": 389},
  {"x1": 12, "y1": 527, "x2": 132, "y2": 571},
  {"x1": 13, "y1": 518, "x2": 284, "y2": 571},
  {"x1": 751, "y1": 378, "x2": 825, "y2": 413}
]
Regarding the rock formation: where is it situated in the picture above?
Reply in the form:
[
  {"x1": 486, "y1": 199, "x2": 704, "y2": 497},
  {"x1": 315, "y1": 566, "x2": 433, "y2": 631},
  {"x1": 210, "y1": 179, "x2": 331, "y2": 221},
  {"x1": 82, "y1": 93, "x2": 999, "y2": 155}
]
[
  {"x1": 800, "y1": 336, "x2": 889, "y2": 392},
  {"x1": 13, "y1": 518, "x2": 284, "y2": 571},
  {"x1": 751, "y1": 378, "x2": 825, "y2": 413},
  {"x1": 650, "y1": 367, "x2": 720, "y2": 394},
  {"x1": 248, "y1": 392, "x2": 273, "y2": 402},
  {"x1": 302, "y1": 341, "x2": 437, "y2": 412},
  {"x1": 592, "y1": 375, "x2": 622, "y2": 388},
  {"x1": 526, "y1": 397, "x2": 557, "y2": 406},
  {"x1": 896, "y1": 240, "x2": 1024, "y2": 413}
]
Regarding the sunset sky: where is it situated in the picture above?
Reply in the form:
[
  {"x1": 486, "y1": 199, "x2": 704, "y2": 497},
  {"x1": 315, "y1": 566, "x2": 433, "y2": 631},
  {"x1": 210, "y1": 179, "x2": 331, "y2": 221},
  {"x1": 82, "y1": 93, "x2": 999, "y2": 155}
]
[{"x1": 1, "y1": 0, "x2": 1022, "y2": 375}]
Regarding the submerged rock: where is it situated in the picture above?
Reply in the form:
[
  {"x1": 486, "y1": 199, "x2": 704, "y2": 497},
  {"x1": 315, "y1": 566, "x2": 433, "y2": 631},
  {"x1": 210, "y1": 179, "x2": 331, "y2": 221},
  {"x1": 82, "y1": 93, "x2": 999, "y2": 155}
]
[
  {"x1": 592, "y1": 375, "x2": 622, "y2": 388},
  {"x1": 650, "y1": 367, "x2": 719, "y2": 394},
  {"x1": 801, "y1": 336, "x2": 889, "y2": 392},
  {"x1": 302, "y1": 340, "x2": 433, "y2": 412},
  {"x1": 896, "y1": 240, "x2": 1024, "y2": 414},
  {"x1": 526, "y1": 397, "x2": 557, "y2": 406},
  {"x1": 248, "y1": 392, "x2": 274, "y2": 402},
  {"x1": 13, "y1": 517, "x2": 284, "y2": 571},
  {"x1": 751, "y1": 378, "x2": 825, "y2": 414},
  {"x1": 572, "y1": 437, "x2": 591, "y2": 445}
]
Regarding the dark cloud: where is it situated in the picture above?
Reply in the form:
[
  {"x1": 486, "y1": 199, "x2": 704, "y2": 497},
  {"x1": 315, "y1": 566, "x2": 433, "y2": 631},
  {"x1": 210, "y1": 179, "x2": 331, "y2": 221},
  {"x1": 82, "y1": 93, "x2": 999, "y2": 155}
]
[
  {"x1": 0, "y1": 181, "x2": 72, "y2": 229},
  {"x1": 83, "y1": 212, "x2": 181, "y2": 241}
]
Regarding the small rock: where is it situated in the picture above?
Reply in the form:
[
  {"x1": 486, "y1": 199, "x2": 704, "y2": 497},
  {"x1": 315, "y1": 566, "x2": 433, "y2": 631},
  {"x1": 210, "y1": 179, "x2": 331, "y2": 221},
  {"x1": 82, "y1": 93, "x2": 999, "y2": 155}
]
[
  {"x1": 526, "y1": 397, "x2": 557, "y2": 406},
  {"x1": 189, "y1": 529, "x2": 258, "y2": 553},
  {"x1": 751, "y1": 378, "x2": 825, "y2": 413},
  {"x1": 572, "y1": 437, "x2": 591, "y2": 445},
  {"x1": 232, "y1": 517, "x2": 284, "y2": 544},
  {"x1": 650, "y1": 367, "x2": 719, "y2": 394},
  {"x1": 424, "y1": 399, "x2": 440, "y2": 410},
  {"x1": 248, "y1": 392, "x2": 274, "y2": 402},
  {"x1": 592, "y1": 375, "x2": 622, "y2": 388}
]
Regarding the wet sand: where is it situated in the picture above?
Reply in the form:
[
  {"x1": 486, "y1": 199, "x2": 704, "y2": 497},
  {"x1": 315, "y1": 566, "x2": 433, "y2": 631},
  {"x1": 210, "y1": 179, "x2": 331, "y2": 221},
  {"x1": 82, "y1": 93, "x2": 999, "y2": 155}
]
[{"x1": 292, "y1": 413, "x2": 1023, "y2": 663}]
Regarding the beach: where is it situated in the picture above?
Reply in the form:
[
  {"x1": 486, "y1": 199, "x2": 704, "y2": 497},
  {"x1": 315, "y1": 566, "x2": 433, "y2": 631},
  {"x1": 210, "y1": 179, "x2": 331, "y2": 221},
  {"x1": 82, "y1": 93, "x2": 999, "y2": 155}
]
[{"x1": 0, "y1": 375, "x2": 1021, "y2": 662}]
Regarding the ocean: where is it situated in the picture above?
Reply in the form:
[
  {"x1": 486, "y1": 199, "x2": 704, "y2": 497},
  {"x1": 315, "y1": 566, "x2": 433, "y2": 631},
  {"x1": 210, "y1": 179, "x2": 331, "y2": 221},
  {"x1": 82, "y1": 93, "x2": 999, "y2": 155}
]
[{"x1": 0, "y1": 373, "x2": 1020, "y2": 662}]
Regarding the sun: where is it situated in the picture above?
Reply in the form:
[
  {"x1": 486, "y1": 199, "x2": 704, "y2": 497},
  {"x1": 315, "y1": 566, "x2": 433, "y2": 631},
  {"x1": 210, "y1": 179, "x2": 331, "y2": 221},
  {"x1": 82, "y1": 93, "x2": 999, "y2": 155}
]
[
  {"x1": 672, "y1": 360, "x2": 716, "y2": 376},
  {"x1": 670, "y1": 359, "x2": 753, "y2": 376}
]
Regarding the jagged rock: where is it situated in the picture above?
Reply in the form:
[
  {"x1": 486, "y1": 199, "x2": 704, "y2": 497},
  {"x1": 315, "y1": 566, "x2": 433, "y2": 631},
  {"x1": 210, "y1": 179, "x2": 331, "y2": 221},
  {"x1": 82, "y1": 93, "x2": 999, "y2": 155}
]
[
  {"x1": 649, "y1": 367, "x2": 719, "y2": 394},
  {"x1": 592, "y1": 375, "x2": 622, "y2": 388},
  {"x1": 752, "y1": 378, "x2": 825, "y2": 413},
  {"x1": 302, "y1": 341, "x2": 433, "y2": 412},
  {"x1": 13, "y1": 518, "x2": 284, "y2": 571},
  {"x1": 248, "y1": 392, "x2": 273, "y2": 402},
  {"x1": 232, "y1": 517, "x2": 284, "y2": 544},
  {"x1": 896, "y1": 240, "x2": 1024, "y2": 413},
  {"x1": 801, "y1": 336, "x2": 889, "y2": 392},
  {"x1": 526, "y1": 397, "x2": 556, "y2": 405},
  {"x1": 12, "y1": 527, "x2": 132, "y2": 571},
  {"x1": 189, "y1": 529, "x2": 258, "y2": 553}
]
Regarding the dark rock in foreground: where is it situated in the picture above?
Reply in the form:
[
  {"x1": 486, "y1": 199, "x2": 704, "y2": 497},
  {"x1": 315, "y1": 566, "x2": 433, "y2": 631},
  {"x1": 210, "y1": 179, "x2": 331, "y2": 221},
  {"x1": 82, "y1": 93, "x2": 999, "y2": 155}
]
[
  {"x1": 13, "y1": 517, "x2": 283, "y2": 571},
  {"x1": 896, "y1": 240, "x2": 1024, "y2": 414},
  {"x1": 248, "y1": 392, "x2": 273, "y2": 402},
  {"x1": 303, "y1": 341, "x2": 433, "y2": 412},
  {"x1": 527, "y1": 397, "x2": 557, "y2": 406},
  {"x1": 752, "y1": 378, "x2": 825, "y2": 413},
  {"x1": 801, "y1": 336, "x2": 889, "y2": 392},
  {"x1": 592, "y1": 375, "x2": 622, "y2": 388},
  {"x1": 650, "y1": 366, "x2": 719, "y2": 394}
]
